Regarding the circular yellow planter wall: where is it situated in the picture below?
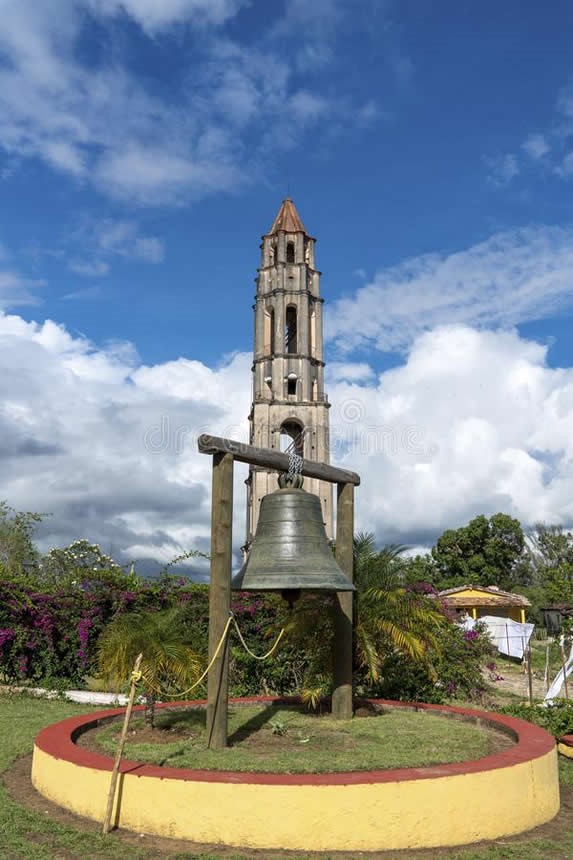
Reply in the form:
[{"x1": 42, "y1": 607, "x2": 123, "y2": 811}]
[{"x1": 31, "y1": 698, "x2": 560, "y2": 852}]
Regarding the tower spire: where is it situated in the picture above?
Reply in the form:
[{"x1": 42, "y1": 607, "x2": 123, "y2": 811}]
[{"x1": 268, "y1": 198, "x2": 307, "y2": 235}]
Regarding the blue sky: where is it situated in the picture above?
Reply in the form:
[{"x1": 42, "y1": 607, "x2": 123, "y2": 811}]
[{"x1": 1, "y1": 0, "x2": 573, "y2": 570}]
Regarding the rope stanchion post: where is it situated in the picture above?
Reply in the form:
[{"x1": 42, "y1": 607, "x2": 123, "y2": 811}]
[{"x1": 102, "y1": 652, "x2": 142, "y2": 835}]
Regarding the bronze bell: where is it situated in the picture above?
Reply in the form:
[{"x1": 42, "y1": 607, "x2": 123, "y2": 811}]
[{"x1": 232, "y1": 474, "x2": 355, "y2": 605}]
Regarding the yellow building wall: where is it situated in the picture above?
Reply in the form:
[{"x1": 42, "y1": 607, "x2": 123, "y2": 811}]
[{"x1": 448, "y1": 589, "x2": 527, "y2": 624}]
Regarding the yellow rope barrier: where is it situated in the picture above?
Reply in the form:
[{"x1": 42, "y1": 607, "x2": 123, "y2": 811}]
[
  {"x1": 231, "y1": 615, "x2": 285, "y2": 661},
  {"x1": 139, "y1": 614, "x2": 285, "y2": 699}
]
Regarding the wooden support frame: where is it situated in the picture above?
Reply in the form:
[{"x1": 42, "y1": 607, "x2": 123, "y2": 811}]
[
  {"x1": 198, "y1": 434, "x2": 360, "y2": 486},
  {"x1": 199, "y1": 435, "x2": 358, "y2": 748}
]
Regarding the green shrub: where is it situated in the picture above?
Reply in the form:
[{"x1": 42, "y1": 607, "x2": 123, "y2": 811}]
[{"x1": 498, "y1": 700, "x2": 573, "y2": 738}]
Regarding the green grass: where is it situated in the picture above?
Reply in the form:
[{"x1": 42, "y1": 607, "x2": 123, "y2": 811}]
[
  {"x1": 92, "y1": 704, "x2": 498, "y2": 772},
  {"x1": 0, "y1": 692, "x2": 571, "y2": 859}
]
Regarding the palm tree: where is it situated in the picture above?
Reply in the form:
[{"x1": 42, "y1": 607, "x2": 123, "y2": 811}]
[
  {"x1": 285, "y1": 533, "x2": 446, "y2": 704},
  {"x1": 353, "y1": 536, "x2": 445, "y2": 684},
  {"x1": 97, "y1": 607, "x2": 202, "y2": 729}
]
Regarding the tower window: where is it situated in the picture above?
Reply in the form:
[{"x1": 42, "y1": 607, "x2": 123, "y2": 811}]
[
  {"x1": 264, "y1": 307, "x2": 275, "y2": 355},
  {"x1": 285, "y1": 305, "x2": 297, "y2": 354},
  {"x1": 280, "y1": 420, "x2": 304, "y2": 457},
  {"x1": 286, "y1": 241, "x2": 295, "y2": 263},
  {"x1": 287, "y1": 374, "x2": 297, "y2": 395}
]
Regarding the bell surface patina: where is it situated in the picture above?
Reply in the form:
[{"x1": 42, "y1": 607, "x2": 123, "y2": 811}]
[{"x1": 232, "y1": 478, "x2": 354, "y2": 604}]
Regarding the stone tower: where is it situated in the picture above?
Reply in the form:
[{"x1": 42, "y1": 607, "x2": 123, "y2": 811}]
[{"x1": 246, "y1": 198, "x2": 333, "y2": 544}]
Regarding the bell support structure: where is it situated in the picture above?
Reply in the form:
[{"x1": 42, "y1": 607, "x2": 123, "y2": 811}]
[{"x1": 198, "y1": 433, "x2": 360, "y2": 747}]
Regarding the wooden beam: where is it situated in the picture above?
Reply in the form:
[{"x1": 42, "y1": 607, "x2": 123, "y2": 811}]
[
  {"x1": 206, "y1": 452, "x2": 234, "y2": 749},
  {"x1": 198, "y1": 434, "x2": 360, "y2": 486},
  {"x1": 332, "y1": 482, "x2": 354, "y2": 720}
]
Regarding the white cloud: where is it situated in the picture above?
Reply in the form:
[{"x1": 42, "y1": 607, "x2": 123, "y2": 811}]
[
  {"x1": 0, "y1": 310, "x2": 251, "y2": 569},
  {"x1": 555, "y1": 151, "x2": 573, "y2": 178},
  {"x1": 94, "y1": 147, "x2": 241, "y2": 205},
  {"x1": 66, "y1": 219, "x2": 165, "y2": 276},
  {"x1": 522, "y1": 133, "x2": 550, "y2": 160},
  {"x1": 327, "y1": 225, "x2": 573, "y2": 353},
  {"x1": 84, "y1": 0, "x2": 244, "y2": 32},
  {"x1": 0, "y1": 0, "x2": 370, "y2": 205},
  {"x1": 486, "y1": 153, "x2": 519, "y2": 187},
  {"x1": 0, "y1": 312, "x2": 572, "y2": 566},
  {"x1": 327, "y1": 362, "x2": 375, "y2": 384},
  {"x1": 133, "y1": 237, "x2": 164, "y2": 264},
  {"x1": 0, "y1": 269, "x2": 44, "y2": 308},
  {"x1": 328, "y1": 325, "x2": 573, "y2": 543},
  {"x1": 68, "y1": 260, "x2": 110, "y2": 278},
  {"x1": 61, "y1": 285, "x2": 104, "y2": 300},
  {"x1": 492, "y1": 80, "x2": 573, "y2": 184},
  {"x1": 94, "y1": 219, "x2": 165, "y2": 263}
]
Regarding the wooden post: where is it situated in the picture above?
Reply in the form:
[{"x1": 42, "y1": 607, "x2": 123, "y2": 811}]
[
  {"x1": 332, "y1": 482, "x2": 354, "y2": 720},
  {"x1": 526, "y1": 641, "x2": 534, "y2": 705},
  {"x1": 561, "y1": 642, "x2": 569, "y2": 699},
  {"x1": 206, "y1": 452, "x2": 234, "y2": 749},
  {"x1": 102, "y1": 652, "x2": 142, "y2": 835}
]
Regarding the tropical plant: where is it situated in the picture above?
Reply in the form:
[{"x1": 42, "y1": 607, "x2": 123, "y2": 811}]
[
  {"x1": 285, "y1": 534, "x2": 447, "y2": 705},
  {"x1": 352, "y1": 537, "x2": 446, "y2": 685},
  {"x1": 96, "y1": 608, "x2": 202, "y2": 728}
]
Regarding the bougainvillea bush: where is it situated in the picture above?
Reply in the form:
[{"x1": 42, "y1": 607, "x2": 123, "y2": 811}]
[
  {"x1": 358, "y1": 620, "x2": 496, "y2": 704},
  {"x1": 0, "y1": 573, "x2": 496, "y2": 704},
  {"x1": 0, "y1": 573, "x2": 210, "y2": 686}
]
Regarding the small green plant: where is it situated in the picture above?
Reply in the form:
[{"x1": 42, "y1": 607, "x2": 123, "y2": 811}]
[{"x1": 270, "y1": 719, "x2": 288, "y2": 736}]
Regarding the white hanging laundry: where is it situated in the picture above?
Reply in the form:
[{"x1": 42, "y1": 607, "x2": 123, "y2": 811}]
[
  {"x1": 545, "y1": 638, "x2": 573, "y2": 703},
  {"x1": 459, "y1": 615, "x2": 535, "y2": 659}
]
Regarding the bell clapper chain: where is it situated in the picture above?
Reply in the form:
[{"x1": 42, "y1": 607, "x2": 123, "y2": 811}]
[{"x1": 278, "y1": 451, "x2": 304, "y2": 490}]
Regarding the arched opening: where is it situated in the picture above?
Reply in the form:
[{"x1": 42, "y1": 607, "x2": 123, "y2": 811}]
[
  {"x1": 286, "y1": 241, "x2": 295, "y2": 263},
  {"x1": 287, "y1": 373, "x2": 297, "y2": 396},
  {"x1": 310, "y1": 302, "x2": 316, "y2": 357},
  {"x1": 285, "y1": 305, "x2": 297, "y2": 354},
  {"x1": 280, "y1": 420, "x2": 304, "y2": 457},
  {"x1": 264, "y1": 307, "x2": 275, "y2": 355}
]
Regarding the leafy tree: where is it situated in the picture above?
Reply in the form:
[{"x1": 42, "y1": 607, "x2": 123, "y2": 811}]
[
  {"x1": 524, "y1": 524, "x2": 573, "y2": 604},
  {"x1": 97, "y1": 608, "x2": 202, "y2": 728},
  {"x1": 431, "y1": 513, "x2": 525, "y2": 590},
  {"x1": 40, "y1": 539, "x2": 130, "y2": 586},
  {"x1": 0, "y1": 501, "x2": 43, "y2": 577},
  {"x1": 401, "y1": 553, "x2": 439, "y2": 586}
]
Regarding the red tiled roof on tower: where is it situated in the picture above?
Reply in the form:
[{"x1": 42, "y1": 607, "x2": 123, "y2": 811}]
[{"x1": 268, "y1": 198, "x2": 307, "y2": 235}]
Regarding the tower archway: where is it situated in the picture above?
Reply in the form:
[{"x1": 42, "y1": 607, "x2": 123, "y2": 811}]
[{"x1": 280, "y1": 420, "x2": 304, "y2": 457}]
